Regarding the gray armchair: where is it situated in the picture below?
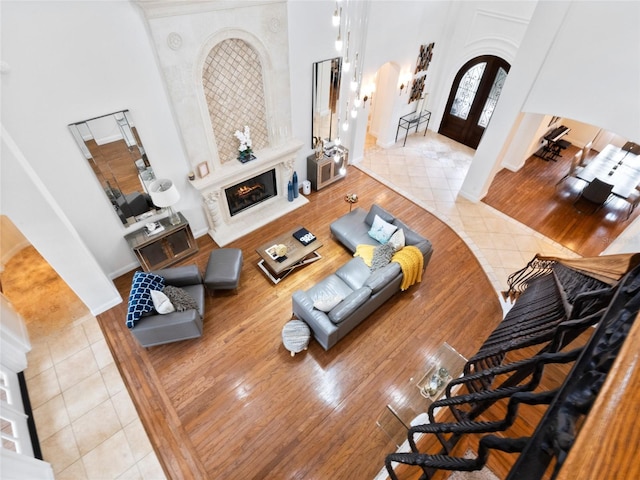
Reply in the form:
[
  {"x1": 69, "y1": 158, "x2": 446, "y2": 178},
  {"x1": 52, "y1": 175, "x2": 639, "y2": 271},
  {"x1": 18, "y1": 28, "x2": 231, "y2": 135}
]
[{"x1": 129, "y1": 265, "x2": 205, "y2": 347}]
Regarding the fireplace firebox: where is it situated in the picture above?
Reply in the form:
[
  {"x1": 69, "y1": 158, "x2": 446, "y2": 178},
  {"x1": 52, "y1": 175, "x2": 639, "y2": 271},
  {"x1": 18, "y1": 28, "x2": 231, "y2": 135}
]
[{"x1": 225, "y1": 169, "x2": 277, "y2": 217}]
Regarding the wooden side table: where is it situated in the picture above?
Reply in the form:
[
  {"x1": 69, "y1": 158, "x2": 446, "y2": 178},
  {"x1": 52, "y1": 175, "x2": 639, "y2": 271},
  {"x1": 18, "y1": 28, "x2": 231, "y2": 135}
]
[{"x1": 124, "y1": 212, "x2": 198, "y2": 271}]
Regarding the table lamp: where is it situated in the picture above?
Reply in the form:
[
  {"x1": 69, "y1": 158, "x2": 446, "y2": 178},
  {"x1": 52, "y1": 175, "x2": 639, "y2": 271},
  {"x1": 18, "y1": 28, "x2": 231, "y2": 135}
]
[{"x1": 150, "y1": 179, "x2": 181, "y2": 225}]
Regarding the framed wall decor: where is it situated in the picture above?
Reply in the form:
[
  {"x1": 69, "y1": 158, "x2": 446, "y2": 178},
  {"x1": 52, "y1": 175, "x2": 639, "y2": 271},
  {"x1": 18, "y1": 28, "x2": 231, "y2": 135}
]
[
  {"x1": 197, "y1": 161, "x2": 210, "y2": 178},
  {"x1": 409, "y1": 76, "x2": 426, "y2": 103},
  {"x1": 414, "y1": 42, "x2": 435, "y2": 74}
]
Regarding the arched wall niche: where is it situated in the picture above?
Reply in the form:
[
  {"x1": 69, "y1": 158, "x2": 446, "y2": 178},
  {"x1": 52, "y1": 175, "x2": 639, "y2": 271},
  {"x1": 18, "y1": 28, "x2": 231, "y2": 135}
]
[{"x1": 195, "y1": 28, "x2": 279, "y2": 170}]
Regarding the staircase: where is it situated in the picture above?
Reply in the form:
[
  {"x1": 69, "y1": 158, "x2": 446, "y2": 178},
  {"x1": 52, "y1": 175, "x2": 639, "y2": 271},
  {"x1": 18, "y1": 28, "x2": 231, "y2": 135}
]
[{"x1": 384, "y1": 254, "x2": 640, "y2": 480}]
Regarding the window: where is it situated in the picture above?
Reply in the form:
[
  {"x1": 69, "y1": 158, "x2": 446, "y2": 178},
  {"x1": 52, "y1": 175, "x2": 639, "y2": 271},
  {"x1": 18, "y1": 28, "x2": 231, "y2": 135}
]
[
  {"x1": 450, "y1": 62, "x2": 486, "y2": 120},
  {"x1": 478, "y1": 67, "x2": 508, "y2": 127}
]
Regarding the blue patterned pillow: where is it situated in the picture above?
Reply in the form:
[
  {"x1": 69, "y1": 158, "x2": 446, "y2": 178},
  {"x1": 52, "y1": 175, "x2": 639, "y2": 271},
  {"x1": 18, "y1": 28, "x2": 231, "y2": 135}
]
[
  {"x1": 368, "y1": 214, "x2": 398, "y2": 244},
  {"x1": 126, "y1": 271, "x2": 165, "y2": 328}
]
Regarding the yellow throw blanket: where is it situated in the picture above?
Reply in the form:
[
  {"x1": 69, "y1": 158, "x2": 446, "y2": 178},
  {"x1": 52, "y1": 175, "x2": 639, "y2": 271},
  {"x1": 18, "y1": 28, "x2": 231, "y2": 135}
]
[{"x1": 354, "y1": 244, "x2": 424, "y2": 291}]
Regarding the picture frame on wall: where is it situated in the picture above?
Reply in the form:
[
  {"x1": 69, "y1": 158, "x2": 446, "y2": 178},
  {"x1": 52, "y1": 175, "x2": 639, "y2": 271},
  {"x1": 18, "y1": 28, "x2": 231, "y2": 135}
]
[
  {"x1": 414, "y1": 42, "x2": 435, "y2": 74},
  {"x1": 197, "y1": 161, "x2": 210, "y2": 178},
  {"x1": 409, "y1": 76, "x2": 426, "y2": 103}
]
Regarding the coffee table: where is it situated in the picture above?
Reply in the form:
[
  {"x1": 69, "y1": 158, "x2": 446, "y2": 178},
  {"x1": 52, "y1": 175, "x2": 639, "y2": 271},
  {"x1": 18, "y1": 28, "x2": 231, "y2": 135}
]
[
  {"x1": 256, "y1": 226, "x2": 323, "y2": 284},
  {"x1": 376, "y1": 343, "x2": 467, "y2": 447}
]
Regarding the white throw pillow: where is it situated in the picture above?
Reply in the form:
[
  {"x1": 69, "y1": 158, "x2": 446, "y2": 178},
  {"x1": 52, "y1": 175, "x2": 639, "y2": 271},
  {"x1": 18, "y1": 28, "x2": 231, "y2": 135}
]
[
  {"x1": 368, "y1": 214, "x2": 398, "y2": 244},
  {"x1": 150, "y1": 289, "x2": 176, "y2": 314},
  {"x1": 388, "y1": 228, "x2": 405, "y2": 252},
  {"x1": 313, "y1": 294, "x2": 343, "y2": 312}
]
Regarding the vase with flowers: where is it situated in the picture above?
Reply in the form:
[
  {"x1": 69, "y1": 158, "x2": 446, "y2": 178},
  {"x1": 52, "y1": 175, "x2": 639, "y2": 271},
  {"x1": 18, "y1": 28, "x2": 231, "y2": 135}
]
[{"x1": 234, "y1": 125, "x2": 255, "y2": 163}]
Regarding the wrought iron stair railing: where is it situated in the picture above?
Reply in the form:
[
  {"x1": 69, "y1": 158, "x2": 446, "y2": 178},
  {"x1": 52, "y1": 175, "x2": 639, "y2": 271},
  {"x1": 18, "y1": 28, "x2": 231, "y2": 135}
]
[{"x1": 383, "y1": 254, "x2": 640, "y2": 480}]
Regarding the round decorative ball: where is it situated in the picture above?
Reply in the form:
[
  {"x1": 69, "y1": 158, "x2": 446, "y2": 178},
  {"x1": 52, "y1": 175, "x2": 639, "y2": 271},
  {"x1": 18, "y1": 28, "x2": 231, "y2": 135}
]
[{"x1": 275, "y1": 244, "x2": 288, "y2": 257}]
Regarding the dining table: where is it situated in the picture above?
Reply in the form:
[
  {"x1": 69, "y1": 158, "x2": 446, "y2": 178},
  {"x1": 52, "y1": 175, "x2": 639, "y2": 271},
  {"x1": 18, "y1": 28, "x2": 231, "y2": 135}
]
[{"x1": 574, "y1": 143, "x2": 640, "y2": 199}]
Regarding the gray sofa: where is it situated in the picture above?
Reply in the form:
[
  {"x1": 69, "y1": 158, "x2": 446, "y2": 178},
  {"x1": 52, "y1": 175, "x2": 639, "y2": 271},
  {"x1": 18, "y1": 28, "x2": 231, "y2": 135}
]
[
  {"x1": 292, "y1": 204, "x2": 433, "y2": 350},
  {"x1": 129, "y1": 265, "x2": 205, "y2": 347}
]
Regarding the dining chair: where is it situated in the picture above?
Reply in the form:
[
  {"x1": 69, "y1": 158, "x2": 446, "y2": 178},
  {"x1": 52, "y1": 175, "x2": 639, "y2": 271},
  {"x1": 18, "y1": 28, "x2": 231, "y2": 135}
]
[
  {"x1": 625, "y1": 186, "x2": 640, "y2": 220},
  {"x1": 556, "y1": 150, "x2": 585, "y2": 185},
  {"x1": 580, "y1": 141, "x2": 593, "y2": 166},
  {"x1": 573, "y1": 177, "x2": 614, "y2": 214}
]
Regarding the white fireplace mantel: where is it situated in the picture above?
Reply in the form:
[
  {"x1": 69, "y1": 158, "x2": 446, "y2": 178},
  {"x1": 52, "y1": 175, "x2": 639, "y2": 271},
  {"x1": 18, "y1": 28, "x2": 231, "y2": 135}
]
[
  {"x1": 190, "y1": 139, "x2": 308, "y2": 246},
  {"x1": 189, "y1": 140, "x2": 302, "y2": 192}
]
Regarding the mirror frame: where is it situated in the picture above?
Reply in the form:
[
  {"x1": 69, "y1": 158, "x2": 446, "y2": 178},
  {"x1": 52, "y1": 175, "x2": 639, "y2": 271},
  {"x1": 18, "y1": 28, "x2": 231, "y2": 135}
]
[
  {"x1": 312, "y1": 57, "x2": 342, "y2": 148},
  {"x1": 68, "y1": 110, "x2": 159, "y2": 226}
]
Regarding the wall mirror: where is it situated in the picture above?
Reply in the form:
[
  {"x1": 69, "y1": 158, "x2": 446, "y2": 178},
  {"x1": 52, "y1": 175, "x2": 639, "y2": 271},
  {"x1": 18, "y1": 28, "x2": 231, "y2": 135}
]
[
  {"x1": 312, "y1": 57, "x2": 342, "y2": 148},
  {"x1": 69, "y1": 110, "x2": 159, "y2": 225}
]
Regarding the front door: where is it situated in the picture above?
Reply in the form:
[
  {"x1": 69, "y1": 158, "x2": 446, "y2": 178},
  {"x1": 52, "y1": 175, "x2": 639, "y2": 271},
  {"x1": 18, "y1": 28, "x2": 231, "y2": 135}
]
[{"x1": 439, "y1": 55, "x2": 510, "y2": 149}]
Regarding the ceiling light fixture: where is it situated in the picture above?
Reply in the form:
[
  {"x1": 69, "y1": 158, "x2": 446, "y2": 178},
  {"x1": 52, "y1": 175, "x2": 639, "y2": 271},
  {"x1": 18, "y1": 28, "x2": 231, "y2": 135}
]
[
  {"x1": 332, "y1": 5, "x2": 341, "y2": 27},
  {"x1": 335, "y1": 28, "x2": 343, "y2": 52},
  {"x1": 343, "y1": 31, "x2": 351, "y2": 72},
  {"x1": 350, "y1": 53, "x2": 359, "y2": 91}
]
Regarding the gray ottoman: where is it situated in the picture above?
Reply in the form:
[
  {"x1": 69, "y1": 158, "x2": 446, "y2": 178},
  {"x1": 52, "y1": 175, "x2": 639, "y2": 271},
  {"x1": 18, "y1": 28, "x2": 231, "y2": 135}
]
[
  {"x1": 204, "y1": 248, "x2": 243, "y2": 293},
  {"x1": 282, "y1": 320, "x2": 311, "y2": 356}
]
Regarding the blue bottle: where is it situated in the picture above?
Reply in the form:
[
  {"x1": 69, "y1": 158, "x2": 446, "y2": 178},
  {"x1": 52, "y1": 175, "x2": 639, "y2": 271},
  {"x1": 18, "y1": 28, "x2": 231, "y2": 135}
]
[
  {"x1": 287, "y1": 180, "x2": 294, "y2": 202},
  {"x1": 292, "y1": 171, "x2": 299, "y2": 198}
]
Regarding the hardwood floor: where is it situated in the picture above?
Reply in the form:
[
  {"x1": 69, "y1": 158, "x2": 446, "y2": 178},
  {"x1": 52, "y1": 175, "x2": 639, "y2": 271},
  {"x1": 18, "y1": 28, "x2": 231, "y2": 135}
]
[
  {"x1": 482, "y1": 147, "x2": 639, "y2": 257},
  {"x1": 98, "y1": 167, "x2": 505, "y2": 479}
]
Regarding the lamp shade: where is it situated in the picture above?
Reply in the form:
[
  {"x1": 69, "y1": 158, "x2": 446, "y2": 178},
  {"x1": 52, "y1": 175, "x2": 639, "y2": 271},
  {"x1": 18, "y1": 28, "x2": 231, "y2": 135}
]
[{"x1": 149, "y1": 179, "x2": 180, "y2": 208}]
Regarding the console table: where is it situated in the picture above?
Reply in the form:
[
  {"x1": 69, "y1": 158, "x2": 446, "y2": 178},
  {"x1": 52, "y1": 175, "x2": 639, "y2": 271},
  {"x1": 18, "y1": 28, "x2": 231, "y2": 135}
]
[
  {"x1": 124, "y1": 212, "x2": 198, "y2": 271},
  {"x1": 396, "y1": 110, "x2": 431, "y2": 147},
  {"x1": 307, "y1": 146, "x2": 348, "y2": 191}
]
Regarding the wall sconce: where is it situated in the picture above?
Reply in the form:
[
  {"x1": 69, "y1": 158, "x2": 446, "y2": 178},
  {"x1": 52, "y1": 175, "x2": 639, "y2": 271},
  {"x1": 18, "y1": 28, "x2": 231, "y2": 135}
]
[
  {"x1": 362, "y1": 81, "x2": 375, "y2": 107},
  {"x1": 399, "y1": 72, "x2": 411, "y2": 95}
]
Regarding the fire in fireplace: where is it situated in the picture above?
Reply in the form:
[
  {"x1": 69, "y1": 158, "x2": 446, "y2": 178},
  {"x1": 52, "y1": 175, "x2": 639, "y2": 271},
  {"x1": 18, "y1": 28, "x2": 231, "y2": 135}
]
[{"x1": 224, "y1": 169, "x2": 277, "y2": 217}]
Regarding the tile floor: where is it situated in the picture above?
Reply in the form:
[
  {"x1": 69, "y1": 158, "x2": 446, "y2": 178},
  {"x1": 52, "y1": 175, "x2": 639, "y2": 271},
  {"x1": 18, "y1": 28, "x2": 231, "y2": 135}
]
[
  {"x1": 359, "y1": 131, "x2": 579, "y2": 295},
  {"x1": 24, "y1": 312, "x2": 166, "y2": 479}
]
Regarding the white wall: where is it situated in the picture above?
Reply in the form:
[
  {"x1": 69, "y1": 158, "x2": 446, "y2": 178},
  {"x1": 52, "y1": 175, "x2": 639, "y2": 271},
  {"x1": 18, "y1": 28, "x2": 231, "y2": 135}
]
[
  {"x1": 288, "y1": 0, "x2": 342, "y2": 174},
  {"x1": 523, "y1": 1, "x2": 640, "y2": 142},
  {"x1": 0, "y1": 1, "x2": 205, "y2": 289},
  {"x1": 1, "y1": 127, "x2": 121, "y2": 315},
  {"x1": 561, "y1": 118, "x2": 601, "y2": 150}
]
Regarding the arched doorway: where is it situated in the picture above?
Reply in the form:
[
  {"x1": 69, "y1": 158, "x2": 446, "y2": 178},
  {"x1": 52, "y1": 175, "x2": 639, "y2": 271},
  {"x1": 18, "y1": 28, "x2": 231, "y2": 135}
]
[{"x1": 439, "y1": 55, "x2": 510, "y2": 149}]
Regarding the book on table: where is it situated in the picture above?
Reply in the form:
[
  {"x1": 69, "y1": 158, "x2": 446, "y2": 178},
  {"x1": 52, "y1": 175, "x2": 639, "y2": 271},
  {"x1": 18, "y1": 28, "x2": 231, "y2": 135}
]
[{"x1": 293, "y1": 228, "x2": 316, "y2": 246}]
